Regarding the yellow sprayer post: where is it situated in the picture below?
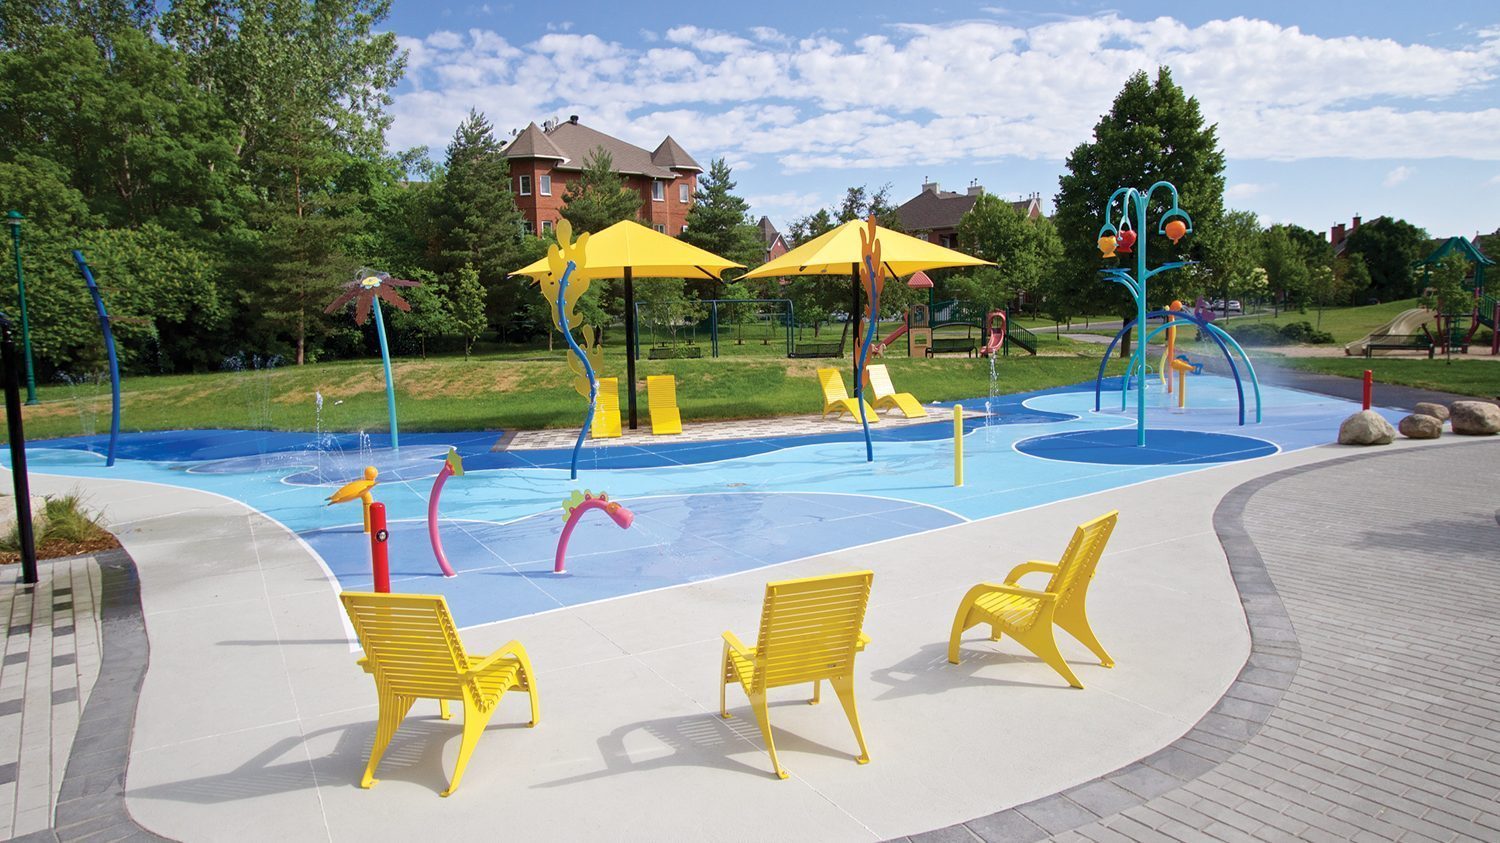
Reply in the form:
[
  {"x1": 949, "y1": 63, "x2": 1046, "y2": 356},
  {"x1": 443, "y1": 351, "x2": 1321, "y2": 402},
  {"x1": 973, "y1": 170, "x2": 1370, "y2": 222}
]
[
  {"x1": 953, "y1": 405, "x2": 964, "y2": 487},
  {"x1": 1178, "y1": 369, "x2": 1187, "y2": 408}
]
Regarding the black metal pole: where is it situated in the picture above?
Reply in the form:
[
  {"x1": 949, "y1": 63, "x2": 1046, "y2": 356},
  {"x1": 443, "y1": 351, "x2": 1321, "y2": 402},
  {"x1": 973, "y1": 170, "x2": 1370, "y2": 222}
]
[
  {"x1": 1, "y1": 316, "x2": 38, "y2": 584},
  {"x1": 624, "y1": 268, "x2": 638, "y2": 430}
]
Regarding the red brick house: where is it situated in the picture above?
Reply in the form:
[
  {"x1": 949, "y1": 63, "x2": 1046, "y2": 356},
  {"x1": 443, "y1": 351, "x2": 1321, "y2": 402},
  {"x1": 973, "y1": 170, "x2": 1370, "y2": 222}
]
[
  {"x1": 895, "y1": 180, "x2": 1042, "y2": 248},
  {"x1": 757, "y1": 216, "x2": 789, "y2": 263},
  {"x1": 501, "y1": 115, "x2": 702, "y2": 236},
  {"x1": 1329, "y1": 215, "x2": 1362, "y2": 257}
]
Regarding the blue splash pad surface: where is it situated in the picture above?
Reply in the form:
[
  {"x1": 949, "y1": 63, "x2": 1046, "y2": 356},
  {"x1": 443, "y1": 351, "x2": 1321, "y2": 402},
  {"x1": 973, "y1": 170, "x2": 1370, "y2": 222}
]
[{"x1": 14, "y1": 377, "x2": 1397, "y2": 627}]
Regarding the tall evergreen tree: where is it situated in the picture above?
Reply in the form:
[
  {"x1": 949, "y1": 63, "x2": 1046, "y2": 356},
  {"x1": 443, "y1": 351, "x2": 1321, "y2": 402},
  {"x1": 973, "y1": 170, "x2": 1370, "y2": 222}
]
[
  {"x1": 681, "y1": 159, "x2": 763, "y2": 268},
  {"x1": 1054, "y1": 67, "x2": 1226, "y2": 355},
  {"x1": 560, "y1": 147, "x2": 641, "y2": 235},
  {"x1": 431, "y1": 109, "x2": 526, "y2": 280}
]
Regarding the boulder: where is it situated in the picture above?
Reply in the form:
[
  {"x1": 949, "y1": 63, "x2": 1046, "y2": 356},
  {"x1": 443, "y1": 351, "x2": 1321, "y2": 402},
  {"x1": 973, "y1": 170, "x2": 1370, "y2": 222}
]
[
  {"x1": 1413, "y1": 401, "x2": 1449, "y2": 422},
  {"x1": 1449, "y1": 400, "x2": 1500, "y2": 436},
  {"x1": 1398, "y1": 414, "x2": 1442, "y2": 440},
  {"x1": 1338, "y1": 410, "x2": 1396, "y2": 445}
]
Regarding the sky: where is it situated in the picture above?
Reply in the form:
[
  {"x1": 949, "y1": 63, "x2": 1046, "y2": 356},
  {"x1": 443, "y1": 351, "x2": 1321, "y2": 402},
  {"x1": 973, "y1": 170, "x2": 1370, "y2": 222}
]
[{"x1": 381, "y1": 0, "x2": 1500, "y2": 241}]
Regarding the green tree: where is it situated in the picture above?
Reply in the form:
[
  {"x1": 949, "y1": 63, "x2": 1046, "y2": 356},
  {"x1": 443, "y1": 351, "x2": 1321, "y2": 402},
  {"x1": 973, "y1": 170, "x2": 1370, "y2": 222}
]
[
  {"x1": 1334, "y1": 253, "x2": 1372, "y2": 307},
  {"x1": 956, "y1": 194, "x2": 1062, "y2": 314},
  {"x1": 681, "y1": 158, "x2": 764, "y2": 281},
  {"x1": 449, "y1": 264, "x2": 487, "y2": 359},
  {"x1": 1260, "y1": 224, "x2": 1312, "y2": 314},
  {"x1": 560, "y1": 147, "x2": 642, "y2": 235},
  {"x1": 1342, "y1": 216, "x2": 1429, "y2": 301},
  {"x1": 1053, "y1": 67, "x2": 1226, "y2": 357},
  {"x1": 787, "y1": 208, "x2": 835, "y2": 245},
  {"x1": 1202, "y1": 209, "x2": 1263, "y2": 315},
  {"x1": 1423, "y1": 254, "x2": 1471, "y2": 362},
  {"x1": 430, "y1": 110, "x2": 527, "y2": 281}
]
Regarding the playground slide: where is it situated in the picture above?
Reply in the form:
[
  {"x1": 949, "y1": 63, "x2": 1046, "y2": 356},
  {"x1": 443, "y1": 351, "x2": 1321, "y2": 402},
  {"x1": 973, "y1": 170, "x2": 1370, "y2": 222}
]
[
  {"x1": 874, "y1": 322, "x2": 908, "y2": 356},
  {"x1": 979, "y1": 325, "x2": 1004, "y2": 356},
  {"x1": 1343, "y1": 308, "x2": 1431, "y2": 356}
]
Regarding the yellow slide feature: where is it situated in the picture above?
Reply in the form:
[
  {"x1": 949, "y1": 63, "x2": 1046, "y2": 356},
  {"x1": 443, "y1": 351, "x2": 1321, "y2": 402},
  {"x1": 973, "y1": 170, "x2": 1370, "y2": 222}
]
[
  {"x1": 865, "y1": 364, "x2": 927, "y2": 418},
  {"x1": 592, "y1": 377, "x2": 621, "y2": 438},
  {"x1": 1344, "y1": 308, "x2": 1432, "y2": 356},
  {"x1": 818, "y1": 368, "x2": 879, "y2": 423},
  {"x1": 647, "y1": 374, "x2": 682, "y2": 435}
]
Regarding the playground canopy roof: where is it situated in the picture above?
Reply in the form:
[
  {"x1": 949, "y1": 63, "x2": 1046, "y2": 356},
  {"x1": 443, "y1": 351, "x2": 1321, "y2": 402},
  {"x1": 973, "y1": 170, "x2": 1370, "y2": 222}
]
[
  {"x1": 510, "y1": 220, "x2": 743, "y2": 280},
  {"x1": 740, "y1": 219, "x2": 992, "y2": 279}
]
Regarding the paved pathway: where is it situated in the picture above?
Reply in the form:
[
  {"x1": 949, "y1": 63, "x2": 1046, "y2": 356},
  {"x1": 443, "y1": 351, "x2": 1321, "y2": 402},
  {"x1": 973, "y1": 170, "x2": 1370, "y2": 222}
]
[
  {"x1": 0, "y1": 553, "x2": 106, "y2": 838},
  {"x1": 907, "y1": 440, "x2": 1500, "y2": 842}
]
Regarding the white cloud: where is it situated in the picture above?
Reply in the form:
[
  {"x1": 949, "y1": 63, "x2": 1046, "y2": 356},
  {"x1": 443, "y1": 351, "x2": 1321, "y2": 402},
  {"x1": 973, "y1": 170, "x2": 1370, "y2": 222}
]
[
  {"x1": 746, "y1": 191, "x2": 826, "y2": 225},
  {"x1": 1225, "y1": 183, "x2": 1267, "y2": 200},
  {"x1": 1487, "y1": 174, "x2": 1500, "y2": 186},
  {"x1": 1384, "y1": 165, "x2": 1415, "y2": 187},
  {"x1": 387, "y1": 15, "x2": 1500, "y2": 168}
]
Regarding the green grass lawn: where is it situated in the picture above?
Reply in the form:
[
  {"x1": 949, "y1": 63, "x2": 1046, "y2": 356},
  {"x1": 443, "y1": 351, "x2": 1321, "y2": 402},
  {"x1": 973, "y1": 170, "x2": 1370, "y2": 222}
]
[
  {"x1": 1274, "y1": 356, "x2": 1500, "y2": 399},
  {"x1": 10, "y1": 342, "x2": 1124, "y2": 440},
  {"x1": 1233, "y1": 299, "x2": 1421, "y2": 345}
]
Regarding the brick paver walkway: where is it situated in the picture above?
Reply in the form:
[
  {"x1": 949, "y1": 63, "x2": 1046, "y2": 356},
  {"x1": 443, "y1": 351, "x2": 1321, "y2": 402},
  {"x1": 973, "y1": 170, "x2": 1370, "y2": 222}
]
[
  {"x1": 909, "y1": 441, "x2": 1500, "y2": 842},
  {"x1": 0, "y1": 553, "x2": 106, "y2": 838}
]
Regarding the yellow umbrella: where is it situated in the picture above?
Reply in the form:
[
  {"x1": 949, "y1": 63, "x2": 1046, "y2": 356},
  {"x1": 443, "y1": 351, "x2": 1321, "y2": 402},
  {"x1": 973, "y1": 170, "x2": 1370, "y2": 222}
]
[
  {"x1": 512, "y1": 220, "x2": 744, "y2": 429},
  {"x1": 741, "y1": 219, "x2": 992, "y2": 380}
]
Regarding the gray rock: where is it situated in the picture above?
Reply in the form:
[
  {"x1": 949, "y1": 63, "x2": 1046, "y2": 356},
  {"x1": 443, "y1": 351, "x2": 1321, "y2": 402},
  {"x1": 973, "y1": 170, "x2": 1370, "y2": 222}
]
[
  {"x1": 1449, "y1": 400, "x2": 1500, "y2": 435},
  {"x1": 1398, "y1": 413, "x2": 1442, "y2": 439},
  {"x1": 1413, "y1": 401, "x2": 1449, "y2": 422},
  {"x1": 1338, "y1": 410, "x2": 1396, "y2": 445}
]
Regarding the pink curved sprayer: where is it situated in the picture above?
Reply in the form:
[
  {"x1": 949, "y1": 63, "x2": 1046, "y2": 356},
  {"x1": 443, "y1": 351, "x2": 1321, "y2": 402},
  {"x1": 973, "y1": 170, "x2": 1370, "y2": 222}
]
[
  {"x1": 426, "y1": 449, "x2": 463, "y2": 578},
  {"x1": 555, "y1": 490, "x2": 635, "y2": 574}
]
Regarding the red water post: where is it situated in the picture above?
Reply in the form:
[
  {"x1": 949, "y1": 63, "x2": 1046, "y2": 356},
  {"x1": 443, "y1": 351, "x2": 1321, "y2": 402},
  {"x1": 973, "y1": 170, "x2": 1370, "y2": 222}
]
[
  {"x1": 369, "y1": 502, "x2": 390, "y2": 593},
  {"x1": 1362, "y1": 370, "x2": 1372, "y2": 410}
]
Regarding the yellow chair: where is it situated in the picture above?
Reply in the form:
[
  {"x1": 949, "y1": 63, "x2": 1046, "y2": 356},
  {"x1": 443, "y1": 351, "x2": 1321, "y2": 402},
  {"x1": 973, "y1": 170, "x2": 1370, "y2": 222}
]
[
  {"x1": 647, "y1": 374, "x2": 682, "y2": 435},
  {"x1": 817, "y1": 368, "x2": 879, "y2": 423},
  {"x1": 340, "y1": 592, "x2": 539, "y2": 796},
  {"x1": 720, "y1": 571, "x2": 874, "y2": 779},
  {"x1": 592, "y1": 377, "x2": 621, "y2": 438},
  {"x1": 865, "y1": 364, "x2": 927, "y2": 418},
  {"x1": 947, "y1": 511, "x2": 1118, "y2": 688}
]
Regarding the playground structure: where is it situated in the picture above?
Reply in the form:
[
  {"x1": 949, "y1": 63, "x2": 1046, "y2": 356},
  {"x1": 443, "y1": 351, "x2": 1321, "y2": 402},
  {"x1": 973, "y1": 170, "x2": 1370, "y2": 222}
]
[
  {"x1": 1415, "y1": 236, "x2": 1496, "y2": 355},
  {"x1": 875, "y1": 300, "x2": 1036, "y2": 358},
  {"x1": 1092, "y1": 181, "x2": 1261, "y2": 444},
  {"x1": 553, "y1": 490, "x2": 636, "y2": 574}
]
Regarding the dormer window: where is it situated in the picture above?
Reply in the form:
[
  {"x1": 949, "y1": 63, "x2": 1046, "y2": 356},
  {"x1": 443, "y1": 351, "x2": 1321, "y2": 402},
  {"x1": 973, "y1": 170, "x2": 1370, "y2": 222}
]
[
  {"x1": 518, "y1": 175, "x2": 532, "y2": 196},
  {"x1": 652, "y1": 181, "x2": 664, "y2": 202}
]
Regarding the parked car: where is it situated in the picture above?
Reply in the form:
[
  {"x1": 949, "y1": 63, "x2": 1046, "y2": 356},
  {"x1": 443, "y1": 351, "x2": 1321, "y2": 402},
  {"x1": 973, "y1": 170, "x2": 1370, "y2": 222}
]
[{"x1": 1227, "y1": 300, "x2": 1243, "y2": 313}]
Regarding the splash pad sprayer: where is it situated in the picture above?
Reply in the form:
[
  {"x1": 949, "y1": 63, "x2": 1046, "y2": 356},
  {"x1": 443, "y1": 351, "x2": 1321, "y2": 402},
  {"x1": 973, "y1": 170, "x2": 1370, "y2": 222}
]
[
  {"x1": 323, "y1": 269, "x2": 420, "y2": 450},
  {"x1": 535, "y1": 220, "x2": 598, "y2": 480},
  {"x1": 326, "y1": 466, "x2": 379, "y2": 533},
  {"x1": 426, "y1": 449, "x2": 462, "y2": 578},
  {"x1": 554, "y1": 490, "x2": 635, "y2": 574}
]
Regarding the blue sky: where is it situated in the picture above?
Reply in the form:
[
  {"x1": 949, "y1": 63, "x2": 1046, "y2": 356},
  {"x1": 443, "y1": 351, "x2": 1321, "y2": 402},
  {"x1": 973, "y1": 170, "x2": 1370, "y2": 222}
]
[{"x1": 382, "y1": 0, "x2": 1500, "y2": 241}]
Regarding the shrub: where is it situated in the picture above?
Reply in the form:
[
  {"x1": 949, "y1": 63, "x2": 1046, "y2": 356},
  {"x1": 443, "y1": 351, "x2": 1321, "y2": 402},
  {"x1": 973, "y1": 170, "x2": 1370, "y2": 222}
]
[
  {"x1": 1226, "y1": 321, "x2": 1334, "y2": 346},
  {"x1": 0, "y1": 493, "x2": 112, "y2": 553}
]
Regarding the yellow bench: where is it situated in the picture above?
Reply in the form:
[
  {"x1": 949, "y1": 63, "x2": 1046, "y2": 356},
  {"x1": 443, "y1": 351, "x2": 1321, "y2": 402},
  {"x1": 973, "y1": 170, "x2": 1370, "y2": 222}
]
[
  {"x1": 647, "y1": 374, "x2": 682, "y2": 435},
  {"x1": 865, "y1": 364, "x2": 926, "y2": 418},
  {"x1": 592, "y1": 377, "x2": 621, "y2": 438},
  {"x1": 817, "y1": 368, "x2": 878, "y2": 423}
]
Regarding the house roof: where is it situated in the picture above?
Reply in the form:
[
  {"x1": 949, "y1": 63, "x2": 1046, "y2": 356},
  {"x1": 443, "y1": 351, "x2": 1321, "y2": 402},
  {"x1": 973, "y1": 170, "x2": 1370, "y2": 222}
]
[
  {"x1": 503, "y1": 122, "x2": 567, "y2": 161},
  {"x1": 651, "y1": 136, "x2": 703, "y2": 172},
  {"x1": 757, "y1": 216, "x2": 781, "y2": 246},
  {"x1": 504, "y1": 119, "x2": 696, "y2": 179},
  {"x1": 895, "y1": 189, "x2": 980, "y2": 232}
]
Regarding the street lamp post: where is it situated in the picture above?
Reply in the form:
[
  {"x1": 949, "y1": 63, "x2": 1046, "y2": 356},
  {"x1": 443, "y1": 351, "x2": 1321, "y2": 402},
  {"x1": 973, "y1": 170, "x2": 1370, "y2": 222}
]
[{"x1": 7, "y1": 211, "x2": 38, "y2": 405}]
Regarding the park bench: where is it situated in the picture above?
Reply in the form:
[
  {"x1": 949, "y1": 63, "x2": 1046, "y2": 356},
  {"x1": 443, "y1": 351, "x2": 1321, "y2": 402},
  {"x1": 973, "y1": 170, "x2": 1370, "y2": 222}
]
[
  {"x1": 925, "y1": 337, "x2": 976, "y2": 357},
  {"x1": 647, "y1": 344, "x2": 703, "y2": 360},
  {"x1": 1364, "y1": 334, "x2": 1434, "y2": 358}
]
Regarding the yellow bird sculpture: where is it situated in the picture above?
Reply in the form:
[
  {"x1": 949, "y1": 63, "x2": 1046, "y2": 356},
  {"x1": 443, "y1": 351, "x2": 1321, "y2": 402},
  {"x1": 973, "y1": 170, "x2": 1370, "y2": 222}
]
[{"x1": 327, "y1": 465, "x2": 380, "y2": 533}]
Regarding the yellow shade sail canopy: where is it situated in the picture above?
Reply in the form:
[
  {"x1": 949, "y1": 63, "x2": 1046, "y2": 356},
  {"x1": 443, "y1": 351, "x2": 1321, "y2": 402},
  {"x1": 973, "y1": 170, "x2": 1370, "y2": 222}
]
[
  {"x1": 511, "y1": 219, "x2": 744, "y2": 280},
  {"x1": 740, "y1": 219, "x2": 992, "y2": 279}
]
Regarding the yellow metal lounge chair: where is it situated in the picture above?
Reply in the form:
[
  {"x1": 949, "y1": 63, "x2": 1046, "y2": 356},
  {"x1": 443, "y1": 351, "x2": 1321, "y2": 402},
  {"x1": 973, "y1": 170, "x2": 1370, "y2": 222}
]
[
  {"x1": 647, "y1": 374, "x2": 682, "y2": 435},
  {"x1": 947, "y1": 511, "x2": 1118, "y2": 688},
  {"x1": 720, "y1": 571, "x2": 874, "y2": 779},
  {"x1": 817, "y1": 368, "x2": 879, "y2": 423},
  {"x1": 865, "y1": 364, "x2": 927, "y2": 418},
  {"x1": 592, "y1": 377, "x2": 621, "y2": 438},
  {"x1": 340, "y1": 592, "x2": 539, "y2": 796}
]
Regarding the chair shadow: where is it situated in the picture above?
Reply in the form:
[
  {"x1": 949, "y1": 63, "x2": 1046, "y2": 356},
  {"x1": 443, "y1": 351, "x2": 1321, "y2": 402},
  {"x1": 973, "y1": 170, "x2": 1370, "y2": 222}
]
[
  {"x1": 535, "y1": 696, "x2": 863, "y2": 788},
  {"x1": 868, "y1": 640, "x2": 1081, "y2": 700},
  {"x1": 127, "y1": 704, "x2": 533, "y2": 803}
]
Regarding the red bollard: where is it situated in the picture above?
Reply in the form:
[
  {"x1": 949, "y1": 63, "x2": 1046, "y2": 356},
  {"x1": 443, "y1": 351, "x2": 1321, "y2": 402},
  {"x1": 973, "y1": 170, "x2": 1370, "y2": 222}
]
[
  {"x1": 1362, "y1": 370, "x2": 1372, "y2": 411},
  {"x1": 369, "y1": 502, "x2": 390, "y2": 593}
]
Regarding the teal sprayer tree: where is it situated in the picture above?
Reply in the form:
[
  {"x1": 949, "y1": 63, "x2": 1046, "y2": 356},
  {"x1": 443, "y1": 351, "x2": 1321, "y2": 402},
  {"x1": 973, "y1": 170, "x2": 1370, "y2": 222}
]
[
  {"x1": 71, "y1": 252, "x2": 121, "y2": 466},
  {"x1": 324, "y1": 270, "x2": 421, "y2": 450},
  {"x1": 536, "y1": 220, "x2": 599, "y2": 481},
  {"x1": 1096, "y1": 182, "x2": 1194, "y2": 446}
]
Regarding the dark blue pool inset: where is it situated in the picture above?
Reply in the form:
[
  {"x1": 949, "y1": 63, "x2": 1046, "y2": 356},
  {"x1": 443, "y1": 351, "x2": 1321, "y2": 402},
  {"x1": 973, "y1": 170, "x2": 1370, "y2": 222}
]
[
  {"x1": 1015, "y1": 428, "x2": 1277, "y2": 465},
  {"x1": 303, "y1": 491, "x2": 964, "y2": 627}
]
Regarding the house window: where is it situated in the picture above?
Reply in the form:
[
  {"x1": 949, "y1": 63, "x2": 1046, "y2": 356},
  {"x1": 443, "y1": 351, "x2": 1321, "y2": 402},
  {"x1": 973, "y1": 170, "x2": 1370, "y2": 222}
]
[
  {"x1": 518, "y1": 175, "x2": 532, "y2": 196},
  {"x1": 654, "y1": 223, "x2": 666, "y2": 233},
  {"x1": 679, "y1": 183, "x2": 689, "y2": 203},
  {"x1": 940, "y1": 233, "x2": 954, "y2": 248},
  {"x1": 541, "y1": 219, "x2": 553, "y2": 233},
  {"x1": 539, "y1": 175, "x2": 551, "y2": 196},
  {"x1": 681, "y1": 224, "x2": 689, "y2": 234},
  {"x1": 652, "y1": 181, "x2": 664, "y2": 201},
  {"x1": 520, "y1": 219, "x2": 534, "y2": 235}
]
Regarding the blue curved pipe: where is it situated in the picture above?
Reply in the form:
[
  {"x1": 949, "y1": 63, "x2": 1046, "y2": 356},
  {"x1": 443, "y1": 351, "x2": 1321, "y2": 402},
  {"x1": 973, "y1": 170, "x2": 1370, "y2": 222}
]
[
  {"x1": 370, "y1": 297, "x2": 400, "y2": 450},
  {"x1": 1139, "y1": 317, "x2": 1245, "y2": 426},
  {"x1": 855, "y1": 256, "x2": 880, "y2": 462},
  {"x1": 1093, "y1": 309, "x2": 1260, "y2": 426},
  {"x1": 71, "y1": 251, "x2": 119, "y2": 467},
  {"x1": 555, "y1": 262, "x2": 596, "y2": 480},
  {"x1": 1203, "y1": 322, "x2": 1262, "y2": 422}
]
